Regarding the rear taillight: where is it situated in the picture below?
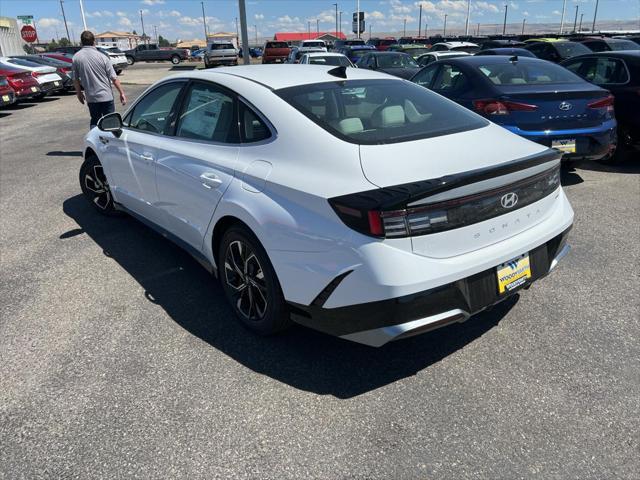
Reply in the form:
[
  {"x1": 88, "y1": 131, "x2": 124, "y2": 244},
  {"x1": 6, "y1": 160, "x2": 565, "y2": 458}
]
[
  {"x1": 587, "y1": 95, "x2": 614, "y2": 112},
  {"x1": 473, "y1": 99, "x2": 538, "y2": 116}
]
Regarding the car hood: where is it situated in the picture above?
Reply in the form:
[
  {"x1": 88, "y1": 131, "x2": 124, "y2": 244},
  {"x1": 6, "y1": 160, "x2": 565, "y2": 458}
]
[
  {"x1": 379, "y1": 67, "x2": 420, "y2": 79},
  {"x1": 359, "y1": 122, "x2": 549, "y2": 188}
]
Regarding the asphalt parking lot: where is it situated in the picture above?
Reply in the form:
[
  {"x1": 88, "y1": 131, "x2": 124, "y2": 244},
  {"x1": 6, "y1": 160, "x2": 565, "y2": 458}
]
[{"x1": 1, "y1": 64, "x2": 639, "y2": 479}]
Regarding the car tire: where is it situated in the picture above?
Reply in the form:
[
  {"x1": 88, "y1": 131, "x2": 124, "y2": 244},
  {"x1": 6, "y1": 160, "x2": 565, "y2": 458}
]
[
  {"x1": 115, "y1": 69, "x2": 122, "y2": 75},
  {"x1": 126, "y1": 56, "x2": 135, "y2": 66},
  {"x1": 203, "y1": 58, "x2": 210, "y2": 69},
  {"x1": 171, "y1": 55, "x2": 180, "y2": 65},
  {"x1": 218, "y1": 225, "x2": 291, "y2": 336},
  {"x1": 79, "y1": 155, "x2": 120, "y2": 216}
]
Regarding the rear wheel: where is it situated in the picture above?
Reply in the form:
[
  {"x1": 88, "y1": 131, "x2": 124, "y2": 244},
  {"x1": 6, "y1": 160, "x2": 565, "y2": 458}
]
[
  {"x1": 79, "y1": 155, "x2": 119, "y2": 216},
  {"x1": 219, "y1": 226, "x2": 291, "y2": 335},
  {"x1": 126, "y1": 56, "x2": 135, "y2": 66},
  {"x1": 171, "y1": 55, "x2": 180, "y2": 65},
  {"x1": 203, "y1": 58, "x2": 210, "y2": 69}
]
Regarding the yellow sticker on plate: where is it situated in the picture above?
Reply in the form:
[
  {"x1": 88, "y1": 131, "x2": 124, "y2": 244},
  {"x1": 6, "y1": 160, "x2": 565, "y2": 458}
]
[
  {"x1": 2, "y1": 95, "x2": 9, "y2": 102},
  {"x1": 552, "y1": 139, "x2": 576, "y2": 154},
  {"x1": 497, "y1": 254, "x2": 532, "y2": 294},
  {"x1": 31, "y1": 86, "x2": 38, "y2": 92}
]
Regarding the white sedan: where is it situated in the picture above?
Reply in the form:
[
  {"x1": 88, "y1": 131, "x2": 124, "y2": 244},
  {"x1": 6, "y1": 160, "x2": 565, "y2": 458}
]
[
  {"x1": 299, "y1": 52, "x2": 354, "y2": 67},
  {"x1": 81, "y1": 65, "x2": 573, "y2": 346},
  {"x1": 0, "y1": 56, "x2": 63, "y2": 96}
]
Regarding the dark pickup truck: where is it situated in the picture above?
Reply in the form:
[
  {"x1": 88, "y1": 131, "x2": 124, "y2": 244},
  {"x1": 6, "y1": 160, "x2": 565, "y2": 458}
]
[{"x1": 124, "y1": 44, "x2": 190, "y2": 65}]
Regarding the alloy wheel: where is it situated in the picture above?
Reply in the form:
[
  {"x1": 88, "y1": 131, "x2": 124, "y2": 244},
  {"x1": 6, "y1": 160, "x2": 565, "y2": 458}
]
[
  {"x1": 84, "y1": 164, "x2": 112, "y2": 210},
  {"x1": 224, "y1": 240, "x2": 268, "y2": 321}
]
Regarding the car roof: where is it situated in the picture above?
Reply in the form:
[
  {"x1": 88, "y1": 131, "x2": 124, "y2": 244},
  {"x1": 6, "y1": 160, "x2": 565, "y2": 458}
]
[
  {"x1": 562, "y1": 50, "x2": 640, "y2": 63},
  {"x1": 442, "y1": 55, "x2": 548, "y2": 66},
  {"x1": 432, "y1": 41, "x2": 479, "y2": 47},
  {"x1": 170, "y1": 64, "x2": 398, "y2": 90},
  {"x1": 304, "y1": 52, "x2": 348, "y2": 57}
]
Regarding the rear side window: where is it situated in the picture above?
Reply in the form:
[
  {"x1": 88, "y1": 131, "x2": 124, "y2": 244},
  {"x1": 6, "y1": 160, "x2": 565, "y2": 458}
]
[
  {"x1": 276, "y1": 79, "x2": 487, "y2": 145},
  {"x1": 239, "y1": 103, "x2": 271, "y2": 143},
  {"x1": 308, "y1": 56, "x2": 352, "y2": 67},
  {"x1": 476, "y1": 60, "x2": 584, "y2": 85},
  {"x1": 176, "y1": 83, "x2": 238, "y2": 143},
  {"x1": 128, "y1": 82, "x2": 184, "y2": 134},
  {"x1": 572, "y1": 57, "x2": 630, "y2": 84}
]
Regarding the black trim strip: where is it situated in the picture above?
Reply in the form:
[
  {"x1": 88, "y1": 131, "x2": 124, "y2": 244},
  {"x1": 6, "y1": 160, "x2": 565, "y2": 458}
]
[
  {"x1": 310, "y1": 270, "x2": 353, "y2": 307},
  {"x1": 331, "y1": 148, "x2": 560, "y2": 211}
]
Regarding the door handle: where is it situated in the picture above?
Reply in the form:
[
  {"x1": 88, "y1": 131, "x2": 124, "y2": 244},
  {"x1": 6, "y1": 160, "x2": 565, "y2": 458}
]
[
  {"x1": 140, "y1": 153, "x2": 154, "y2": 163},
  {"x1": 200, "y1": 172, "x2": 223, "y2": 189}
]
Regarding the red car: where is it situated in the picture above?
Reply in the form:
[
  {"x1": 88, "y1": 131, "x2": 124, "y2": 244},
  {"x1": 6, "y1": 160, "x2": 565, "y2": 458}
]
[
  {"x1": 0, "y1": 66, "x2": 42, "y2": 101},
  {"x1": 0, "y1": 75, "x2": 16, "y2": 107}
]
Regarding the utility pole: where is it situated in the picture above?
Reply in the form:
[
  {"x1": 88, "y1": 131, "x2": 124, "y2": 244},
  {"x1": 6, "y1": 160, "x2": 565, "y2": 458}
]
[
  {"x1": 592, "y1": 0, "x2": 599, "y2": 33},
  {"x1": 339, "y1": 12, "x2": 342, "y2": 37},
  {"x1": 238, "y1": 0, "x2": 250, "y2": 65},
  {"x1": 316, "y1": 18, "x2": 319, "y2": 36},
  {"x1": 201, "y1": 2, "x2": 208, "y2": 39},
  {"x1": 502, "y1": 4, "x2": 508, "y2": 35},
  {"x1": 579, "y1": 13, "x2": 584, "y2": 32},
  {"x1": 464, "y1": 0, "x2": 471, "y2": 36},
  {"x1": 356, "y1": 0, "x2": 360, "y2": 39},
  {"x1": 369, "y1": 23, "x2": 372, "y2": 40},
  {"x1": 559, "y1": 0, "x2": 567, "y2": 34},
  {"x1": 60, "y1": 0, "x2": 71, "y2": 43},
  {"x1": 477, "y1": 23, "x2": 480, "y2": 35},
  {"x1": 333, "y1": 3, "x2": 338, "y2": 37},
  {"x1": 418, "y1": 3, "x2": 422, "y2": 37},
  {"x1": 254, "y1": 24, "x2": 257, "y2": 46},
  {"x1": 235, "y1": 17, "x2": 239, "y2": 44},
  {"x1": 573, "y1": 5, "x2": 579, "y2": 33},
  {"x1": 307, "y1": 20, "x2": 311, "y2": 39},
  {"x1": 140, "y1": 10, "x2": 147, "y2": 44},
  {"x1": 403, "y1": 18, "x2": 406, "y2": 37},
  {"x1": 153, "y1": 25, "x2": 158, "y2": 43},
  {"x1": 521, "y1": 18, "x2": 526, "y2": 35},
  {"x1": 443, "y1": 14, "x2": 448, "y2": 36},
  {"x1": 79, "y1": 0, "x2": 87, "y2": 31},
  {"x1": 424, "y1": 23, "x2": 428, "y2": 37}
]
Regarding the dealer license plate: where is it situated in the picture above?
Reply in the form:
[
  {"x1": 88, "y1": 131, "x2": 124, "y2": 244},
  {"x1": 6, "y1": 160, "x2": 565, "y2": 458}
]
[
  {"x1": 2, "y1": 95, "x2": 9, "y2": 102},
  {"x1": 497, "y1": 253, "x2": 532, "y2": 294},
  {"x1": 552, "y1": 138, "x2": 576, "y2": 154},
  {"x1": 31, "y1": 86, "x2": 38, "y2": 92}
]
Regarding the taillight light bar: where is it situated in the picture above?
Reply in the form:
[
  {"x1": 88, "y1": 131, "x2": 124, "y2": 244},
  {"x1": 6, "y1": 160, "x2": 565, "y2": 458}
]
[
  {"x1": 473, "y1": 99, "x2": 538, "y2": 116},
  {"x1": 587, "y1": 94, "x2": 615, "y2": 112}
]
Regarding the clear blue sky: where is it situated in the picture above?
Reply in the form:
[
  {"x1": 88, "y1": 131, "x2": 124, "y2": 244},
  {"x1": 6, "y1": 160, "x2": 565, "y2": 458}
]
[{"x1": 1, "y1": 0, "x2": 638, "y2": 42}]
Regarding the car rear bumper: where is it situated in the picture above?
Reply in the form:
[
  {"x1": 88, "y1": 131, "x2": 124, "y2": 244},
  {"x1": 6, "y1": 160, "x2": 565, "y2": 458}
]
[
  {"x1": 262, "y1": 56, "x2": 288, "y2": 63},
  {"x1": 206, "y1": 56, "x2": 238, "y2": 64},
  {"x1": 504, "y1": 119, "x2": 617, "y2": 161},
  {"x1": 39, "y1": 80, "x2": 64, "y2": 93},
  {"x1": 14, "y1": 85, "x2": 42, "y2": 98},
  {"x1": 289, "y1": 226, "x2": 572, "y2": 346}
]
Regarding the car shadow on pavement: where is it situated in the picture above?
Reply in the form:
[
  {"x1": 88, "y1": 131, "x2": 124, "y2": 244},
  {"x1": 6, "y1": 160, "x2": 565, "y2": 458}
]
[
  {"x1": 3, "y1": 102, "x2": 37, "y2": 111},
  {"x1": 560, "y1": 164, "x2": 584, "y2": 186},
  {"x1": 574, "y1": 158, "x2": 640, "y2": 175},
  {"x1": 63, "y1": 194, "x2": 515, "y2": 399},
  {"x1": 47, "y1": 150, "x2": 83, "y2": 157}
]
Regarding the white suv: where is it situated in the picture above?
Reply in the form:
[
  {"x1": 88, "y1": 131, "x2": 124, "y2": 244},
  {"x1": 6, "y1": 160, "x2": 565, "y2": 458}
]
[{"x1": 81, "y1": 65, "x2": 573, "y2": 346}]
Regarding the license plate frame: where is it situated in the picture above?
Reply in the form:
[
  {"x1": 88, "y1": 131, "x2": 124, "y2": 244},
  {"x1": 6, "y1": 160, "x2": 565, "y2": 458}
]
[
  {"x1": 552, "y1": 138, "x2": 576, "y2": 154},
  {"x1": 497, "y1": 253, "x2": 532, "y2": 295}
]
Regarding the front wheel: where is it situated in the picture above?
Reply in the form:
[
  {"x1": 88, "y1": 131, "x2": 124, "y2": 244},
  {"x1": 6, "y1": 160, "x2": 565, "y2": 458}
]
[
  {"x1": 126, "y1": 56, "x2": 135, "y2": 66},
  {"x1": 219, "y1": 226, "x2": 291, "y2": 335},
  {"x1": 79, "y1": 156, "x2": 119, "y2": 215},
  {"x1": 171, "y1": 55, "x2": 180, "y2": 65}
]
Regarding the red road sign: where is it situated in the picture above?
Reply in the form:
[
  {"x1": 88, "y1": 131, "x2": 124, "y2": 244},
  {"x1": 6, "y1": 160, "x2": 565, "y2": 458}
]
[{"x1": 21, "y1": 25, "x2": 38, "y2": 43}]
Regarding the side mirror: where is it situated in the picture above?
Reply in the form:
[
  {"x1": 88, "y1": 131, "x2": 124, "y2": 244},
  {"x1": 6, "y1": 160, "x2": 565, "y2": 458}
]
[{"x1": 97, "y1": 112, "x2": 123, "y2": 136}]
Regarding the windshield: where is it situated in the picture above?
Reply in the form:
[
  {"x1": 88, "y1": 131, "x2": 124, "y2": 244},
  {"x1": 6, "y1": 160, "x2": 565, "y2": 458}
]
[
  {"x1": 452, "y1": 45, "x2": 480, "y2": 53},
  {"x1": 303, "y1": 41, "x2": 325, "y2": 48},
  {"x1": 377, "y1": 53, "x2": 419, "y2": 68},
  {"x1": 276, "y1": 79, "x2": 487, "y2": 145},
  {"x1": 608, "y1": 39, "x2": 639, "y2": 51},
  {"x1": 343, "y1": 40, "x2": 365, "y2": 46},
  {"x1": 266, "y1": 42, "x2": 288, "y2": 48},
  {"x1": 308, "y1": 56, "x2": 352, "y2": 66},
  {"x1": 476, "y1": 60, "x2": 584, "y2": 85},
  {"x1": 350, "y1": 48, "x2": 373, "y2": 59},
  {"x1": 405, "y1": 47, "x2": 430, "y2": 56},
  {"x1": 554, "y1": 42, "x2": 591, "y2": 58}
]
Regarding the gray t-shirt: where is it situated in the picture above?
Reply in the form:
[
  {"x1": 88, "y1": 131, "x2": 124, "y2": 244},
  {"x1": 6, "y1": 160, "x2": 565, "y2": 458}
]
[{"x1": 72, "y1": 46, "x2": 117, "y2": 103}]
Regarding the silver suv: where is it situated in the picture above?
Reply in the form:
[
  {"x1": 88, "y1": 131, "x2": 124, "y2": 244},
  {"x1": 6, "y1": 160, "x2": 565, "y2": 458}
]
[{"x1": 204, "y1": 42, "x2": 238, "y2": 68}]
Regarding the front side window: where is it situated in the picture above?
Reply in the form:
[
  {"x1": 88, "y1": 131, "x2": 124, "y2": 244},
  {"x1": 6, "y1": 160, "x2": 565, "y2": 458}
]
[
  {"x1": 476, "y1": 60, "x2": 584, "y2": 85},
  {"x1": 432, "y1": 64, "x2": 469, "y2": 92},
  {"x1": 554, "y1": 42, "x2": 591, "y2": 58},
  {"x1": 127, "y1": 82, "x2": 184, "y2": 134},
  {"x1": 377, "y1": 53, "x2": 418, "y2": 68},
  {"x1": 176, "y1": 82, "x2": 238, "y2": 143},
  {"x1": 412, "y1": 65, "x2": 438, "y2": 86},
  {"x1": 276, "y1": 79, "x2": 487, "y2": 145}
]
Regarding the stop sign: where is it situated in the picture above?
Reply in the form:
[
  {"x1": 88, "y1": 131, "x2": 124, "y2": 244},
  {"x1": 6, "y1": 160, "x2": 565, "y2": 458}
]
[{"x1": 21, "y1": 25, "x2": 38, "y2": 43}]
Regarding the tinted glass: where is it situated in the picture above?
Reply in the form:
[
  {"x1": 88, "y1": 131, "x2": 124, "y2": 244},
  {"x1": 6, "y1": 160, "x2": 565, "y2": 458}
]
[
  {"x1": 476, "y1": 60, "x2": 584, "y2": 85},
  {"x1": 266, "y1": 42, "x2": 288, "y2": 48},
  {"x1": 308, "y1": 56, "x2": 352, "y2": 66},
  {"x1": 377, "y1": 53, "x2": 418, "y2": 68},
  {"x1": 608, "y1": 39, "x2": 639, "y2": 51},
  {"x1": 210, "y1": 43, "x2": 234, "y2": 50},
  {"x1": 350, "y1": 49, "x2": 374, "y2": 61},
  {"x1": 177, "y1": 83, "x2": 238, "y2": 143},
  {"x1": 303, "y1": 41, "x2": 325, "y2": 48},
  {"x1": 406, "y1": 47, "x2": 430, "y2": 56},
  {"x1": 128, "y1": 82, "x2": 183, "y2": 134},
  {"x1": 583, "y1": 41, "x2": 607, "y2": 52},
  {"x1": 584, "y1": 57, "x2": 629, "y2": 84},
  {"x1": 554, "y1": 42, "x2": 591, "y2": 58},
  {"x1": 412, "y1": 65, "x2": 438, "y2": 86},
  {"x1": 452, "y1": 45, "x2": 480, "y2": 53},
  {"x1": 240, "y1": 103, "x2": 271, "y2": 142},
  {"x1": 6, "y1": 58, "x2": 42, "y2": 68},
  {"x1": 276, "y1": 79, "x2": 487, "y2": 145},
  {"x1": 432, "y1": 65, "x2": 469, "y2": 91}
]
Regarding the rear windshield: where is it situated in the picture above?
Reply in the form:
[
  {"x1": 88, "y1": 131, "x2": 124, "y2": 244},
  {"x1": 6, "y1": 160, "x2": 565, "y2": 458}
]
[
  {"x1": 303, "y1": 41, "x2": 325, "y2": 48},
  {"x1": 210, "y1": 43, "x2": 234, "y2": 50},
  {"x1": 307, "y1": 56, "x2": 352, "y2": 66},
  {"x1": 405, "y1": 47, "x2": 430, "y2": 56},
  {"x1": 608, "y1": 39, "x2": 639, "y2": 51},
  {"x1": 266, "y1": 42, "x2": 288, "y2": 49},
  {"x1": 476, "y1": 60, "x2": 584, "y2": 85},
  {"x1": 5, "y1": 58, "x2": 41, "y2": 68},
  {"x1": 378, "y1": 53, "x2": 419, "y2": 68},
  {"x1": 276, "y1": 79, "x2": 487, "y2": 145},
  {"x1": 343, "y1": 40, "x2": 365, "y2": 46},
  {"x1": 452, "y1": 45, "x2": 480, "y2": 53},
  {"x1": 554, "y1": 42, "x2": 591, "y2": 58}
]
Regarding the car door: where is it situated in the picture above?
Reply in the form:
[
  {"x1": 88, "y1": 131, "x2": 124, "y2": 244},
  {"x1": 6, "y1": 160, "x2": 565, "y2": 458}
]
[
  {"x1": 154, "y1": 80, "x2": 240, "y2": 250},
  {"x1": 429, "y1": 63, "x2": 473, "y2": 108},
  {"x1": 104, "y1": 80, "x2": 186, "y2": 224},
  {"x1": 411, "y1": 64, "x2": 440, "y2": 87}
]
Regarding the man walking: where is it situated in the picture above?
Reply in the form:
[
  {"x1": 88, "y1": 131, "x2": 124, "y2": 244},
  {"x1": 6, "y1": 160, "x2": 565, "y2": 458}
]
[{"x1": 72, "y1": 30, "x2": 127, "y2": 128}]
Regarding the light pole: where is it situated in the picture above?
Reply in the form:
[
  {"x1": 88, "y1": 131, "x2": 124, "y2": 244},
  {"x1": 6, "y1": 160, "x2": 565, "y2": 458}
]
[
  {"x1": 60, "y1": 0, "x2": 71, "y2": 43},
  {"x1": 443, "y1": 14, "x2": 448, "y2": 36},
  {"x1": 316, "y1": 18, "x2": 319, "y2": 36},
  {"x1": 579, "y1": 13, "x2": 584, "y2": 32},
  {"x1": 573, "y1": 5, "x2": 579, "y2": 33},
  {"x1": 140, "y1": 10, "x2": 147, "y2": 44},
  {"x1": 254, "y1": 24, "x2": 258, "y2": 46},
  {"x1": 238, "y1": 0, "x2": 250, "y2": 65},
  {"x1": 339, "y1": 11, "x2": 343, "y2": 37},
  {"x1": 559, "y1": 0, "x2": 567, "y2": 34},
  {"x1": 369, "y1": 23, "x2": 372, "y2": 40},
  {"x1": 356, "y1": 0, "x2": 360, "y2": 39},
  {"x1": 201, "y1": 2, "x2": 208, "y2": 40},
  {"x1": 153, "y1": 25, "x2": 158, "y2": 43},
  {"x1": 333, "y1": 3, "x2": 338, "y2": 36},
  {"x1": 418, "y1": 3, "x2": 422, "y2": 37},
  {"x1": 235, "y1": 16, "x2": 239, "y2": 42},
  {"x1": 79, "y1": 0, "x2": 87, "y2": 31},
  {"x1": 502, "y1": 4, "x2": 508, "y2": 35},
  {"x1": 592, "y1": 0, "x2": 599, "y2": 33},
  {"x1": 521, "y1": 18, "x2": 526, "y2": 35},
  {"x1": 403, "y1": 18, "x2": 406, "y2": 37},
  {"x1": 307, "y1": 20, "x2": 311, "y2": 39},
  {"x1": 464, "y1": 0, "x2": 471, "y2": 36},
  {"x1": 477, "y1": 22, "x2": 480, "y2": 35}
]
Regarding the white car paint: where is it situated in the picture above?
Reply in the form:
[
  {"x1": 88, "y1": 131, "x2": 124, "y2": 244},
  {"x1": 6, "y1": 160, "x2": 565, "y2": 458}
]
[
  {"x1": 299, "y1": 39, "x2": 328, "y2": 52},
  {"x1": 299, "y1": 52, "x2": 355, "y2": 66},
  {"x1": 0, "y1": 57, "x2": 62, "y2": 86},
  {"x1": 416, "y1": 51, "x2": 472, "y2": 66},
  {"x1": 83, "y1": 65, "x2": 574, "y2": 346},
  {"x1": 429, "y1": 41, "x2": 480, "y2": 52},
  {"x1": 96, "y1": 47, "x2": 128, "y2": 71}
]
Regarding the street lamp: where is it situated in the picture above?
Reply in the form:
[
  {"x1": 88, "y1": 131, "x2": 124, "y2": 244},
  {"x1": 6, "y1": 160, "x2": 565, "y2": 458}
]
[
  {"x1": 333, "y1": 3, "x2": 338, "y2": 37},
  {"x1": 502, "y1": 4, "x2": 508, "y2": 35},
  {"x1": 443, "y1": 14, "x2": 448, "y2": 36}
]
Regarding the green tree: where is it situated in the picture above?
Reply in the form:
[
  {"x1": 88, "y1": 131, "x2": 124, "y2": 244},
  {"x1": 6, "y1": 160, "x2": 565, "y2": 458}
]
[
  {"x1": 58, "y1": 37, "x2": 71, "y2": 46},
  {"x1": 158, "y1": 35, "x2": 170, "y2": 47}
]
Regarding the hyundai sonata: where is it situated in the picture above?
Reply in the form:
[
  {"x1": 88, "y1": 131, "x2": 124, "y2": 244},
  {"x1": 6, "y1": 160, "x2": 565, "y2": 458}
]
[{"x1": 80, "y1": 65, "x2": 573, "y2": 346}]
